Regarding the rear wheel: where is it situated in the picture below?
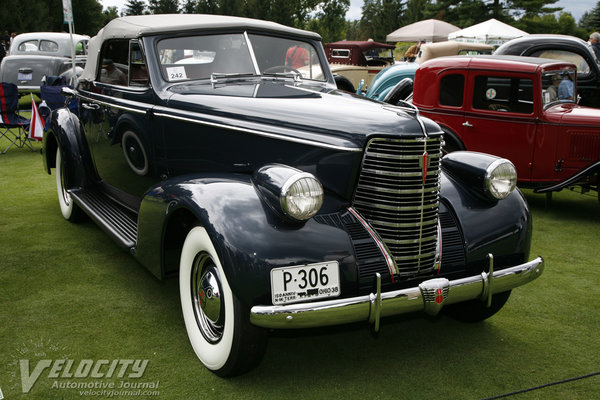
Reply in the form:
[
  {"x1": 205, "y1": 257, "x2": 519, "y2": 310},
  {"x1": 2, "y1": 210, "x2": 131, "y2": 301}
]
[
  {"x1": 55, "y1": 148, "x2": 85, "y2": 222},
  {"x1": 179, "y1": 227, "x2": 267, "y2": 377},
  {"x1": 444, "y1": 290, "x2": 512, "y2": 323}
]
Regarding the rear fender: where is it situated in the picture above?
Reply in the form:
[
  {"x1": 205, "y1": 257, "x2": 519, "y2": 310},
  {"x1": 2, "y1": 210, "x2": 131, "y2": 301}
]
[{"x1": 134, "y1": 174, "x2": 356, "y2": 307}]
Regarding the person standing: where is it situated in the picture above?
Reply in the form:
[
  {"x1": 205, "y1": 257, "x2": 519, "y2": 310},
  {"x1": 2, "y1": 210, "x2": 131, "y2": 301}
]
[
  {"x1": 590, "y1": 32, "x2": 600, "y2": 59},
  {"x1": 558, "y1": 73, "x2": 574, "y2": 100},
  {"x1": 404, "y1": 40, "x2": 425, "y2": 62}
]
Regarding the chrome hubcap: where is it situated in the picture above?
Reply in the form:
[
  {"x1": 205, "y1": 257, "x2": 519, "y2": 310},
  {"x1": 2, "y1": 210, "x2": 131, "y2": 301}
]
[{"x1": 191, "y1": 254, "x2": 225, "y2": 343}]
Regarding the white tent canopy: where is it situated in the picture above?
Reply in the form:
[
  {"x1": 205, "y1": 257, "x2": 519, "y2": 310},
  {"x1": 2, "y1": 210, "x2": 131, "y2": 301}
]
[
  {"x1": 448, "y1": 18, "x2": 528, "y2": 46},
  {"x1": 386, "y1": 19, "x2": 460, "y2": 43}
]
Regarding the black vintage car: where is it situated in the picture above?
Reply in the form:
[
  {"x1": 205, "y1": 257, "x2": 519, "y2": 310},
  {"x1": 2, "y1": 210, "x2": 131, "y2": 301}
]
[
  {"x1": 43, "y1": 15, "x2": 544, "y2": 377},
  {"x1": 495, "y1": 34, "x2": 600, "y2": 108}
]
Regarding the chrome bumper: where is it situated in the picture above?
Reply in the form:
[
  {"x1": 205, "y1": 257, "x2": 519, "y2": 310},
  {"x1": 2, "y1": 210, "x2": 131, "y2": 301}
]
[{"x1": 250, "y1": 255, "x2": 544, "y2": 330}]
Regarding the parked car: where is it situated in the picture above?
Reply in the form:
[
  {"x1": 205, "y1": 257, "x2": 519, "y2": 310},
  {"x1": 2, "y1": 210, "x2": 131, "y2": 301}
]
[
  {"x1": 43, "y1": 15, "x2": 544, "y2": 376},
  {"x1": 0, "y1": 32, "x2": 89, "y2": 92},
  {"x1": 413, "y1": 55, "x2": 600, "y2": 199},
  {"x1": 364, "y1": 41, "x2": 493, "y2": 103},
  {"x1": 324, "y1": 40, "x2": 396, "y2": 92},
  {"x1": 495, "y1": 34, "x2": 600, "y2": 108}
]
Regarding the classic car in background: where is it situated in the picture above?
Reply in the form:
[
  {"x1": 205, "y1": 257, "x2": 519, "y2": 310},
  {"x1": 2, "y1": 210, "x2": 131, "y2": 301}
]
[
  {"x1": 324, "y1": 40, "x2": 395, "y2": 92},
  {"x1": 495, "y1": 34, "x2": 600, "y2": 108},
  {"x1": 364, "y1": 41, "x2": 493, "y2": 103},
  {"x1": 0, "y1": 32, "x2": 89, "y2": 91},
  {"x1": 43, "y1": 15, "x2": 544, "y2": 376},
  {"x1": 413, "y1": 55, "x2": 600, "y2": 200}
]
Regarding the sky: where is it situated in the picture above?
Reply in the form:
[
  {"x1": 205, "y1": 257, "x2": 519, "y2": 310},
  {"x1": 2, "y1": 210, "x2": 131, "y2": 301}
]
[{"x1": 99, "y1": 0, "x2": 596, "y2": 23}]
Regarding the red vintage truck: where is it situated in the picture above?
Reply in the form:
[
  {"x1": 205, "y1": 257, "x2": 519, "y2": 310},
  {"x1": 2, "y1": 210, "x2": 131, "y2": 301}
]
[{"x1": 413, "y1": 55, "x2": 599, "y2": 202}]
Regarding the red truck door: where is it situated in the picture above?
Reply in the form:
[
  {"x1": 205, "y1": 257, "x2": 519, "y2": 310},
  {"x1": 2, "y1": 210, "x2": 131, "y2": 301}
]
[{"x1": 460, "y1": 72, "x2": 537, "y2": 182}]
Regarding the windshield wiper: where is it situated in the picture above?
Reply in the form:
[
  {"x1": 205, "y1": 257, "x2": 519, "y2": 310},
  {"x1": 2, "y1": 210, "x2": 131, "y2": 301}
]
[
  {"x1": 262, "y1": 71, "x2": 302, "y2": 82},
  {"x1": 210, "y1": 72, "x2": 260, "y2": 83}
]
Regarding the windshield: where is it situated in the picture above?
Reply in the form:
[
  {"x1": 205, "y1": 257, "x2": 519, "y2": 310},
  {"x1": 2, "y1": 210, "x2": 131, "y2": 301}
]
[
  {"x1": 364, "y1": 47, "x2": 394, "y2": 62},
  {"x1": 542, "y1": 69, "x2": 576, "y2": 107},
  {"x1": 156, "y1": 33, "x2": 325, "y2": 83}
]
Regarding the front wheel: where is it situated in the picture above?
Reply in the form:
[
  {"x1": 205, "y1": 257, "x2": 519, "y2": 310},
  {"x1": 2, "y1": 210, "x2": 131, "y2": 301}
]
[
  {"x1": 444, "y1": 290, "x2": 512, "y2": 322},
  {"x1": 55, "y1": 148, "x2": 85, "y2": 222},
  {"x1": 179, "y1": 227, "x2": 267, "y2": 377}
]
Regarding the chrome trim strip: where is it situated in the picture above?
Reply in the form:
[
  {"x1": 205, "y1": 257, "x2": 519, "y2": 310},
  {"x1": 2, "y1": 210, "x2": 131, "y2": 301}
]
[
  {"x1": 352, "y1": 200, "x2": 438, "y2": 212},
  {"x1": 76, "y1": 91, "x2": 360, "y2": 153},
  {"x1": 250, "y1": 256, "x2": 544, "y2": 329},
  {"x1": 244, "y1": 31, "x2": 261, "y2": 73},
  {"x1": 347, "y1": 207, "x2": 398, "y2": 277},
  {"x1": 151, "y1": 110, "x2": 361, "y2": 152},
  {"x1": 77, "y1": 92, "x2": 148, "y2": 114},
  {"x1": 356, "y1": 184, "x2": 439, "y2": 195},
  {"x1": 387, "y1": 251, "x2": 437, "y2": 262}
]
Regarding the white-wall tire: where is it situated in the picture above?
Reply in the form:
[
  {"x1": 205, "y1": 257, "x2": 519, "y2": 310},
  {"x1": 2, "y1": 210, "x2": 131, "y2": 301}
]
[
  {"x1": 179, "y1": 226, "x2": 266, "y2": 376},
  {"x1": 55, "y1": 148, "x2": 84, "y2": 222}
]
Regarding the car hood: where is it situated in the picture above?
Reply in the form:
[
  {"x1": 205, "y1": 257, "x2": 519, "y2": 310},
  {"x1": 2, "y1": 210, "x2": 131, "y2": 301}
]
[
  {"x1": 163, "y1": 80, "x2": 440, "y2": 149},
  {"x1": 545, "y1": 102, "x2": 600, "y2": 125}
]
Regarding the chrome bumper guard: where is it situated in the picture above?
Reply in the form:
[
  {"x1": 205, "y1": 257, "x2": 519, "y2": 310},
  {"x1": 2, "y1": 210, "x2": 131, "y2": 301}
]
[{"x1": 250, "y1": 255, "x2": 544, "y2": 330}]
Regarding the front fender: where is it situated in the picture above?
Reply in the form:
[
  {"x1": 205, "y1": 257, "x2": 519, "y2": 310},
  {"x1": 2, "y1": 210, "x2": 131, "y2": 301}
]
[
  {"x1": 42, "y1": 108, "x2": 94, "y2": 190},
  {"x1": 440, "y1": 171, "x2": 532, "y2": 273},
  {"x1": 134, "y1": 174, "x2": 357, "y2": 307}
]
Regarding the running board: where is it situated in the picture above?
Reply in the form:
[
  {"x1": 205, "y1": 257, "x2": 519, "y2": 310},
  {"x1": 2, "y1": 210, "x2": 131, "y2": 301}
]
[{"x1": 70, "y1": 188, "x2": 138, "y2": 249}]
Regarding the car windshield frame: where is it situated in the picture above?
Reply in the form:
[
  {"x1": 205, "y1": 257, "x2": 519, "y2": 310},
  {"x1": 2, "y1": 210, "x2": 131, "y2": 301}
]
[
  {"x1": 155, "y1": 31, "x2": 326, "y2": 84},
  {"x1": 541, "y1": 68, "x2": 577, "y2": 108}
]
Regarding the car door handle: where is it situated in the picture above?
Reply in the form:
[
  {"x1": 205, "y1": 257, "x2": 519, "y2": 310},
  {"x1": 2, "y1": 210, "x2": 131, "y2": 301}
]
[
  {"x1": 81, "y1": 103, "x2": 101, "y2": 110},
  {"x1": 462, "y1": 121, "x2": 473, "y2": 128}
]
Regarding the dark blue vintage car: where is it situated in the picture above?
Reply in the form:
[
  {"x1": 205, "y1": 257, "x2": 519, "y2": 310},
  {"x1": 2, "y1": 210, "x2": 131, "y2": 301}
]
[{"x1": 43, "y1": 15, "x2": 544, "y2": 377}]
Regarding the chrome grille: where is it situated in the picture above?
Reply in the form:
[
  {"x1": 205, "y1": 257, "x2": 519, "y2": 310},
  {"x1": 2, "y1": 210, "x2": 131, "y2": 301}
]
[{"x1": 352, "y1": 136, "x2": 442, "y2": 277}]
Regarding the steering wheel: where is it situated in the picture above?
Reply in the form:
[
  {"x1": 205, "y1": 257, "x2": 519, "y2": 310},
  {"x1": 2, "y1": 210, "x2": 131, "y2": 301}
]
[{"x1": 263, "y1": 65, "x2": 301, "y2": 75}]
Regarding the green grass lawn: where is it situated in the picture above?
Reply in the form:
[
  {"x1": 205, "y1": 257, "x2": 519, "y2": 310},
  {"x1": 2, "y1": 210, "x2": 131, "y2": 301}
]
[{"x1": 0, "y1": 144, "x2": 598, "y2": 399}]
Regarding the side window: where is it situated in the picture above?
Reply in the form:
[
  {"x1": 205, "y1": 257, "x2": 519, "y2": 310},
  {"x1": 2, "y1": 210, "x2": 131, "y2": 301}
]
[
  {"x1": 472, "y1": 76, "x2": 533, "y2": 114},
  {"x1": 18, "y1": 40, "x2": 38, "y2": 52},
  {"x1": 39, "y1": 40, "x2": 59, "y2": 52},
  {"x1": 531, "y1": 49, "x2": 590, "y2": 75},
  {"x1": 98, "y1": 40, "x2": 129, "y2": 86},
  {"x1": 129, "y1": 41, "x2": 149, "y2": 87},
  {"x1": 331, "y1": 49, "x2": 350, "y2": 59},
  {"x1": 439, "y1": 74, "x2": 464, "y2": 107},
  {"x1": 76, "y1": 40, "x2": 88, "y2": 56}
]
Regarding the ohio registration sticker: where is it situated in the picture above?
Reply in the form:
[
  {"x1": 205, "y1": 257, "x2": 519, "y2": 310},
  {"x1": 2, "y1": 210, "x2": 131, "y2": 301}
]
[{"x1": 271, "y1": 261, "x2": 340, "y2": 305}]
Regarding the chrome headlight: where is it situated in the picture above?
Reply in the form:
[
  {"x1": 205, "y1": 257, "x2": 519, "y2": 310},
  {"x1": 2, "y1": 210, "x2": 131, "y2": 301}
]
[
  {"x1": 441, "y1": 151, "x2": 518, "y2": 201},
  {"x1": 254, "y1": 164, "x2": 323, "y2": 221},
  {"x1": 281, "y1": 173, "x2": 323, "y2": 220},
  {"x1": 485, "y1": 159, "x2": 517, "y2": 200}
]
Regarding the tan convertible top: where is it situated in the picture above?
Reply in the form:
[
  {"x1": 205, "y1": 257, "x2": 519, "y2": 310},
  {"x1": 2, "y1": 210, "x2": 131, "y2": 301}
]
[{"x1": 81, "y1": 14, "x2": 321, "y2": 82}]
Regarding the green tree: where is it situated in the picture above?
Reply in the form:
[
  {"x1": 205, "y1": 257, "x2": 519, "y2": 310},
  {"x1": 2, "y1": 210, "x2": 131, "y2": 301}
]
[
  {"x1": 505, "y1": 0, "x2": 561, "y2": 19},
  {"x1": 358, "y1": 0, "x2": 403, "y2": 41},
  {"x1": 102, "y1": 6, "x2": 120, "y2": 26},
  {"x1": 306, "y1": 0, "x2": 350, "y2": 43},
  {"x1": 579, "y1": 1, "x2": 600, "y2": 33},
  {"x1": 425, "y1": 0, "x2": 493, "y2": 28},
  {"x1": 148, "y1": 0, "x2": 180, "y2": 14},
  {"x1": 404, "y1": 0, "x2": 428, "y2": 24},
  {"x1": 124, "y1": 0, "x2": 148, "y2": 15}
]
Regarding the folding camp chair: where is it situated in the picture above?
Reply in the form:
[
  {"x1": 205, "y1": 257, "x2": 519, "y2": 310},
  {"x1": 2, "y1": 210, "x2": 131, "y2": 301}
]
[
  {"x1": 39, "y1": 76, "x2": 78, "y2": 125},
  {"x1": 0, "y1": 82, "x2": 33, "y2": 153}
]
